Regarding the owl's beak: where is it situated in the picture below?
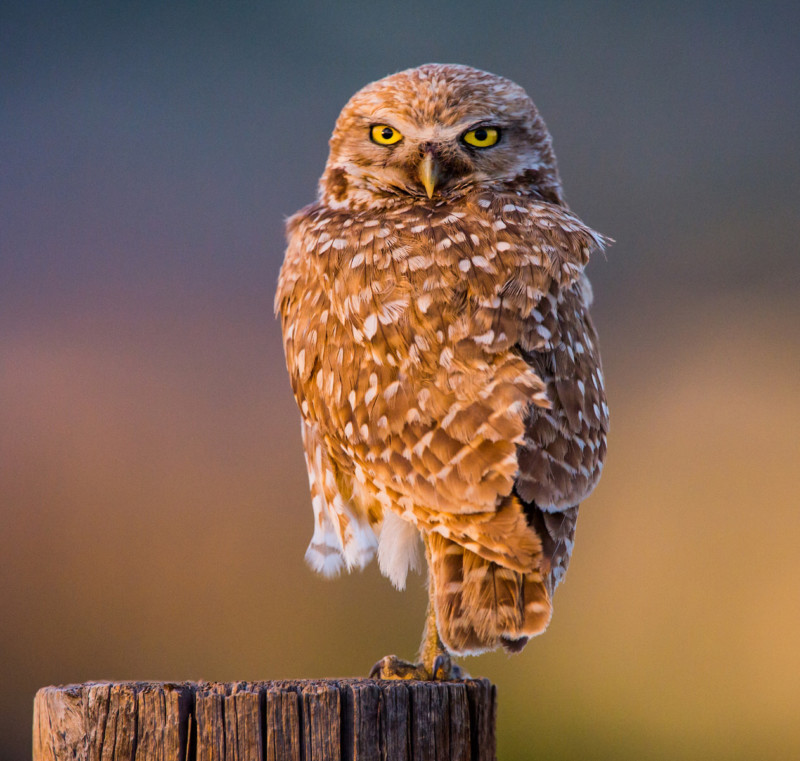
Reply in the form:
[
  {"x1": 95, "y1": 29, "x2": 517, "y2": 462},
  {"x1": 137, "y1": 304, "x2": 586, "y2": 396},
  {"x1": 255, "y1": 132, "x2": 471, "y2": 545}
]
[{"x1": 417, "y1": 152, "x2": 440, "y2": 198}]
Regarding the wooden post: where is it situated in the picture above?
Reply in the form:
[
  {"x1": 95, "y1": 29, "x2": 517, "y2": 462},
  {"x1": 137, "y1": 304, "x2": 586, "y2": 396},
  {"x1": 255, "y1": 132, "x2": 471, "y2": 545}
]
[{"x1": 33, "y1": 679, "x2": 496, "y2": 761}]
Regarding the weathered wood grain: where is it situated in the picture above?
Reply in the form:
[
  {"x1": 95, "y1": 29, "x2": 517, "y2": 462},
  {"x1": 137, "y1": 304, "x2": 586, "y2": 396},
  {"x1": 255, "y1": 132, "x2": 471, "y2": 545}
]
[
  {"x1": 195, "y1": 684, "x2": 224, "y2": 761},
  {"x1": 379, "y1": 682, "x2": 411, "y2": 761},
  {"x1": 226, "y1": 683, "x2": 265, "y2": 761},
  {"x1": 464, "y1": 679, "x2": 496, "y2": 761},
  {"x1": 265, "y1": 683, "x2": 300, "y2": 761},
  {"x1": 341, "y1": 681, "x2": 379, "y2": 761},
  {"x1": 301, "y1": 681, "x2": 340, "y2": 760},
  {"x1": 33, "y1": 679, "x2": 496, "y2": 761}
]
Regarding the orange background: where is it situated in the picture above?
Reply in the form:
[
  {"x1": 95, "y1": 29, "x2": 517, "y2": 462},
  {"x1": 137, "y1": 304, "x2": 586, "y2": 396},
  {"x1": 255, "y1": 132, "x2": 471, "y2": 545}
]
[{"x1": 2, "y1": 3, "x2": 799, "y2": 759}]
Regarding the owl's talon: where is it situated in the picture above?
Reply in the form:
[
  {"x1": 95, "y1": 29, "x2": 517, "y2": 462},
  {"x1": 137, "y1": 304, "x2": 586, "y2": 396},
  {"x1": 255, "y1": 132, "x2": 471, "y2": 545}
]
[
  {"x1": 370, "y1": 654, "x2": 429, "y2": 680},
  {"x1": 432, "y1": 653, "x2": 467, "y2": 680}
]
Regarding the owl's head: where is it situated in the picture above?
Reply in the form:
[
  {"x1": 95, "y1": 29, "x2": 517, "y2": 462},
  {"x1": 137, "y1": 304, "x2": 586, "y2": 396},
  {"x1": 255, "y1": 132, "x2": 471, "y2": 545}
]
[{"x1": 320, "y1": 64, "x2": 564, "y2": 209}]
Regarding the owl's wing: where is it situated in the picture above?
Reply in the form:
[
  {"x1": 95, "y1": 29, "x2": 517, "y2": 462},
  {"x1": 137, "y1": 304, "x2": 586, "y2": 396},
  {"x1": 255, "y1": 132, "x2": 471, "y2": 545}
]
[
  {"x1": 428, "y1": 198, "x2": 608, "y2": 591},
  {"x1": 515, "y1": 276, "x2": 608, "y2": 510},
  {"x1": 512, "y1": 275, "x2": 609, "y2": 590}
]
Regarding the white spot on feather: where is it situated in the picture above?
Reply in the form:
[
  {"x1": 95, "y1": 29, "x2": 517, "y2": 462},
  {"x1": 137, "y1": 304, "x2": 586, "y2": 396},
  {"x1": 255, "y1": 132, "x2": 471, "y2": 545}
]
[
  {"x1": 417, "y1": 293, "x2": 432, "y2": 313},
  {"x1": 363, "y1": 313, "x2": 378, "y2": 339},
  {"x1": 384, "y1": 380, "x2": 401, "y2": 401}
]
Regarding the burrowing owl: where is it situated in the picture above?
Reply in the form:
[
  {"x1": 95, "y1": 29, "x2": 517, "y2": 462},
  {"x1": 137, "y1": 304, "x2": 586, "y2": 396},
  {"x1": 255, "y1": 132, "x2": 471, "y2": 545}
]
[{"x1": 275, "y1": 64, "x2": 608, "y2": 679}]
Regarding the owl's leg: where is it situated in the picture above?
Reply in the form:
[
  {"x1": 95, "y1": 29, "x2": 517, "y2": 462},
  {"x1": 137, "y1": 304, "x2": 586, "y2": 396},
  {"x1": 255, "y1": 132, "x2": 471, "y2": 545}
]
[
  {"x1": 369, "y1": 533, "x2": 464, "y2": 681},
  {"x1": 418, "y1": 599, "x2": 459, "y2": 680}
]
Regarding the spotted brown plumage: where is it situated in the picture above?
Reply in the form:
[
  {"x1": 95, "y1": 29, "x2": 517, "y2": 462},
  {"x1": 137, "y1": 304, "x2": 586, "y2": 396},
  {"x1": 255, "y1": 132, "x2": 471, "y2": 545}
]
[{"x1": 275, "y1": 64, "x2": 609, "y2": 677}]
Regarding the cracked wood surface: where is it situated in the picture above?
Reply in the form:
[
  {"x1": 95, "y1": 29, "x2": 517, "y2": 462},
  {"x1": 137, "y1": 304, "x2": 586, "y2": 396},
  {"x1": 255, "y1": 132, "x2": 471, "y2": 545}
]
[{"x1": 33, "y1": 679, "x2": 496, "y2": 761}]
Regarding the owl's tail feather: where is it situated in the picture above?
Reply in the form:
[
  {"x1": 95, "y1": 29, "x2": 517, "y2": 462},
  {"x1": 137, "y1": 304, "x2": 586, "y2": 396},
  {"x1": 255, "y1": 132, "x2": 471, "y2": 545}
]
[{"x1": 428, "y1": 532, "x2": 552, "y2": 656}]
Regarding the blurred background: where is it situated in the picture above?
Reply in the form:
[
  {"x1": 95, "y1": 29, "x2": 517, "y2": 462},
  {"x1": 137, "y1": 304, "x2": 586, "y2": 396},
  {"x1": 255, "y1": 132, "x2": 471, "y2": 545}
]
[{"x1": 2, "y1": 2, "x2": 799, "y2": 759}]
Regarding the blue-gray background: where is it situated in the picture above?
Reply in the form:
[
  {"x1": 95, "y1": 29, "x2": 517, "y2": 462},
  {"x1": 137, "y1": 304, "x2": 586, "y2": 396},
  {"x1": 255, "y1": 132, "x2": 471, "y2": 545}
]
[{"x1": 3, "y1": 2, "x2": 799, "y2": 759}]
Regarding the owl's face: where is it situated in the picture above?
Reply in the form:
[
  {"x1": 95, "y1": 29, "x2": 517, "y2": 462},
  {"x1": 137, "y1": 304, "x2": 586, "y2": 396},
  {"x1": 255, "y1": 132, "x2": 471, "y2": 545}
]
[{"x1": 320, "y1": 64, "x2": 563, "y2": 208}]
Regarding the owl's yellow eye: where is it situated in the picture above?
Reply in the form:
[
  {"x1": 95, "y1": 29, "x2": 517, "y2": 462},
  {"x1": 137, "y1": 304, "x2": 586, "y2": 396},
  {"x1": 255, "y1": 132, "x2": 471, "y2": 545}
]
[
  {"x1": 370, "y1": 124, "x2": 403, "y2": 145},
  {"x1": 462, "y1": 126, "x2": 500, "y2": 148}
]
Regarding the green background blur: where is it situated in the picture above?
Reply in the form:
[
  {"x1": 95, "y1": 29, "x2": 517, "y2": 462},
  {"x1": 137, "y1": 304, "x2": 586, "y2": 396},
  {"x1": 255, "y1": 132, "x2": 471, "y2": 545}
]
[{"x1": 2, "y1": 2, "x2": 799, "y2": 759}]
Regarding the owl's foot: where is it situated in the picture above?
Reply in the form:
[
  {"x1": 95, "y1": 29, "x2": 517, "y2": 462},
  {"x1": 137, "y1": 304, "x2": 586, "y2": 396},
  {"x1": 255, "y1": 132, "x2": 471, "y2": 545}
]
[
  {"x1": 370, "y1": 655, "x2": 428, "y2": 680},
  {"x1": 432, "y1": 652, "x2": 468, "y2": 680},
  {"x1": 369, "y1": 653, "x2": 466, "y2": 681}
]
